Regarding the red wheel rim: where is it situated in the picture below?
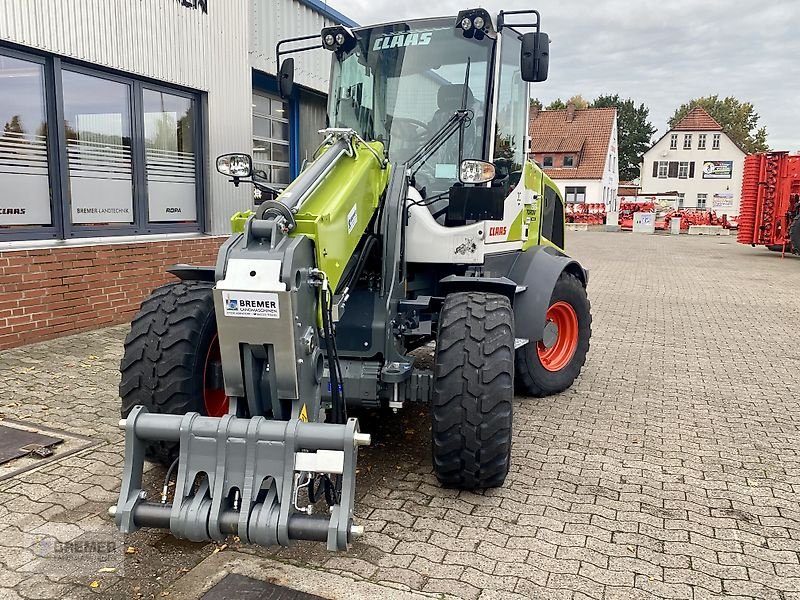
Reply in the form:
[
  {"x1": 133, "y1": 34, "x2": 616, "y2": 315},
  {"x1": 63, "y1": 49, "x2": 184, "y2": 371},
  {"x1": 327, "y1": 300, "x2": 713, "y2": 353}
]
[
  {"x1": 203, "y1": 334, "x2": 229, "y2": 417},
  {"x1": 537, "y1": 301, "x2": 579, "y2": 372}
]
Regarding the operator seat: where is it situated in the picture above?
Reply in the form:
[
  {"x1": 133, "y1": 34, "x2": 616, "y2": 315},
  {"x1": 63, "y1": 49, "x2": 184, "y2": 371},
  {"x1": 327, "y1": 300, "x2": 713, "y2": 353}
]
[{"x1": 427, "y1": 84, "x2": 481, "y2": 161}]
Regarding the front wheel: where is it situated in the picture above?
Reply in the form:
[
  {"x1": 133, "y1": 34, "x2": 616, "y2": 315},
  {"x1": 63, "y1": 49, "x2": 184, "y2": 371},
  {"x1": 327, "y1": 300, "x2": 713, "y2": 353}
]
[
  {"x1": 515, "y1": 272, "x2": 591, "y2": 397},
  {"x1": 431, "y1": 292, "x2": 514, "y2": 489},
  {"x1": 119, "y1": 281, "x2": 228, "y2": 465}
]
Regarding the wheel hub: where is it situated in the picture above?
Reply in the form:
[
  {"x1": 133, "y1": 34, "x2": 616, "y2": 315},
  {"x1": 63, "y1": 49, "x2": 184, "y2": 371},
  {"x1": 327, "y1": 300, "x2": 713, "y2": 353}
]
[
  {"x1": 542, "y1": 320, "x2": 559, "y2": 349},
  {"x1": 536, "y1": 301, "x2": 579, "y2": 372}
]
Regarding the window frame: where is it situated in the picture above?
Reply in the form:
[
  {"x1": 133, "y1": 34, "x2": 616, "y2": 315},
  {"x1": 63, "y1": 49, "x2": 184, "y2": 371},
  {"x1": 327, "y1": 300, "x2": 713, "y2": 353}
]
[
  {"x1": 657, "y1": 161, "x2": 668, "y2": 178},
  {"x1": 669, "y1": 133, "x2": 678, "y2": 150},
  {"x1": 562, "y1": 155, "x2": 575, "y2": 168},
  {"x1": 542, "y1": 155, "x2": 553, "y2": 167},
  {"x1": 712, "y1": 133, "x2": 721, "y2": 150},
  {"x1": 678, "y1": 161, "x2": 689, "y2": 179},
  {"x1": 683, "y1": 134, "x2": 692, "y2": 150},
  {"x1": 698, "y1": 133, "x2": 706, "y2": 150},
  {"x1": 564, "y1": 186, "x2": 586, "y2": 203},
  {"x1": 0, "y1": 42, "x2": 205, "y2": 241},
  {"x1": 251, "y1": 90, "x2": 291, "y2": 189},
  {"x1": 697, "y1": 193, "x2": 707, "y2": 210}
]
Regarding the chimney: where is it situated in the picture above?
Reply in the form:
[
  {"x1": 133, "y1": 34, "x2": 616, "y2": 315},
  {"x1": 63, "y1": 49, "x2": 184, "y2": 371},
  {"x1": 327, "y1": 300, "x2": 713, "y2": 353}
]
[
  {"x1": 531, "y1": 104, "x2": 540, "y2": 120},
  {"x1": 566, "y1": 103, "x2": 576, "y2": 122}
]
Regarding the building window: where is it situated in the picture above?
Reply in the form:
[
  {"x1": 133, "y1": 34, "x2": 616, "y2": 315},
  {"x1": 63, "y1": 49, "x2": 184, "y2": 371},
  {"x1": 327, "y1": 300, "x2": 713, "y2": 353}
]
[
  {"x1": 542, "y1": 155, "x2": 553, "y2": 167},
  {"x1": 657, "y1": 161, "x2": 668, "y2": 178},
  {"x1": 62, "y1": 70, "x2": 134, "y2": 226},
  {"x1": 562, "y1": 155, "x2": 574, "y2": 168},
  {"x1": 678, "y1": 161, "x2": 689, "y2": 179},
  {"x1": 565, "y1": 186, "x2": 586, "y2": 203},
  {"x1": 698, "y1": 134, "x2": 706, "y2": 150},
  {"x1": 683, "y1": 134, "x2": 692, "y2": 150},
  {"x1": 0, "y1": 53, "x2": 51, "y2": 228},
  {"x1": 143, "y1": 89, "x2": 197, "y2": 222},
  {"x1": 252, "y1": 92, "x2": 290, "y2": 191},
  {"x1": 697, "y1": 193, "x2": 707, "y2": 210},
  {"x1": 712, "y1": 133, "x2": 721, "y2": 150},
  {"x1": 670, "y1": 133, "x2": 677, "y2": 150},
  {"x1": 0, "y1": 46, "x2": 204, "y2": 240},
  {"x1": 678, "y1": 195, "x2": 684, "y2": 209}
]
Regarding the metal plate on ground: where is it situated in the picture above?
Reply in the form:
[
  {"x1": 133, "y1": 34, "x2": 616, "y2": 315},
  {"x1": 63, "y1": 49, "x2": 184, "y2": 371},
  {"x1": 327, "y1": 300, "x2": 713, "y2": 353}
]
[
  {"x1": 0, "y1": 420, "x2": 98, "y2": 482},
  {"x1": 201, "y1": 574, "x2": 328, "y2": 600},
  {"x1": 0, "y1": 424, "x2": 62, "y2": 465}
]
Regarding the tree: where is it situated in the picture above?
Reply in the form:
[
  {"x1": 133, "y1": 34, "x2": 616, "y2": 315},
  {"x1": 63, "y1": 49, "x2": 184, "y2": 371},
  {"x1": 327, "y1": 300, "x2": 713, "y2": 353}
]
[
  {"x1": 669, "y1": 95, "x2": 768, "y2": 153},
  {"x1": 591, "y1": 94, "x2": 656, "y2": 182},
  {"x1": 566, "y1": 95, "x2": 589, "y2": 109},
  {"x1": 546, "y1": 98, "x2": 566, "y2": 110},
  {"x1": 530, "y1": 98, "x2": 543, "y2": 111},
  {"x1": 2, "y1": 115, "x2": 24, "y2": 136}
]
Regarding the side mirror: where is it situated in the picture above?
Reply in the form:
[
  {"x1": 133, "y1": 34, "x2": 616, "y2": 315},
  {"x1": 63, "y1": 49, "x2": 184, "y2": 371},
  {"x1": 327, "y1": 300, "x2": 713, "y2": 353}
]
[
  {"x1": 216, "y1": 153, "x2": 253, "y2": 178},
  {"x1": 521, "y1": 32, "x2": 550, "y2": 82},
  {"x1": 278, "y1": 58, "x2": 294, "y2": 99}
]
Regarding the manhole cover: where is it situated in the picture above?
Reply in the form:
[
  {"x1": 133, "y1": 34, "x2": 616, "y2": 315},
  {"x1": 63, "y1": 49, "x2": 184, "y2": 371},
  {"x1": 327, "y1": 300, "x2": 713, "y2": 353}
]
[
  {"x1": 0, "y1": 424, "x2": 62, "y2": 465},
  {"x1": 201, "y1": 574, "x2": 328, "y2": 600}
]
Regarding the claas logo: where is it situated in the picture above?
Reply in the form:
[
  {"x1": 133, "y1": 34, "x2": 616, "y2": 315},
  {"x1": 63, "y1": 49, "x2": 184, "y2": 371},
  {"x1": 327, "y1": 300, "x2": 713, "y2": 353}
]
[{"x1": 489, "y1": 226, "x2": 507, "y2": 237}]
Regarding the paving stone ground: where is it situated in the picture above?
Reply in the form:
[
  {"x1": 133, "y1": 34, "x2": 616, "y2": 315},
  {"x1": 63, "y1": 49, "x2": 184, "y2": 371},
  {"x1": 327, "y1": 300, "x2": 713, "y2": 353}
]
[{"x1": 1, "y1": 231, "x2": 799, "y2": 600}]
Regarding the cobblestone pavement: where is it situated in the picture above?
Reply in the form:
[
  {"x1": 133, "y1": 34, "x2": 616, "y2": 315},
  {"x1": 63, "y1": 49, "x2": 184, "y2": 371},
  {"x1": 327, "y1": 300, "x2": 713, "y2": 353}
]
[{"x1": 1, "y1": 232, "x2": 799, "y2": 600}]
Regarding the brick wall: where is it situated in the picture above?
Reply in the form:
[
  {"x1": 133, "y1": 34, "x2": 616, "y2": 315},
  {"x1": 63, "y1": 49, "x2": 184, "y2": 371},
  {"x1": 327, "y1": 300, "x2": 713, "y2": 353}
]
[{"x1": 0, "y1": 236, "x2": 226, "y2": 350}]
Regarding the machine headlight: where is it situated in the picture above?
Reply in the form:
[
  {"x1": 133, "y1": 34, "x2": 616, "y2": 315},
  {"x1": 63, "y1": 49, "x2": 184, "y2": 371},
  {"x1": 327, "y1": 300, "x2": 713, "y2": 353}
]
[
  {"x1": 335, "y1": 32, "x2": 346, "y2": 45},
  {"x1": 459, "y1": 160, "x2": 496, "y2": 184},
  {"x1": 473, "y1": 16, "x2": 485, "y2": 30},
  {"x1": 216, "y1": 153, "x2": 253, "y2": 178},
  {"x1": 323, "y1": 33, "x2": 335, "y2": 47},
  {"x1": 461, "y1": 17, "x2": 473, "y2": 30}
]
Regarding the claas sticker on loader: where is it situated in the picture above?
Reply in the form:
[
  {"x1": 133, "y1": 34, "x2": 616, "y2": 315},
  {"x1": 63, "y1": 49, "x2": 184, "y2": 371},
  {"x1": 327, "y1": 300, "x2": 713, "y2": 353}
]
[{"x1": 223, "y1": 291, "x2": 280, "y2": 319}]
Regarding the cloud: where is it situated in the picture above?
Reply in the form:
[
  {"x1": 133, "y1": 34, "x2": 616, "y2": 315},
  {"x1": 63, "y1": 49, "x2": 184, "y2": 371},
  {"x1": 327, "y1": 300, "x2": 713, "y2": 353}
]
[{"x1": 325, "y1": 0, "x2": 800, "y2": 150}]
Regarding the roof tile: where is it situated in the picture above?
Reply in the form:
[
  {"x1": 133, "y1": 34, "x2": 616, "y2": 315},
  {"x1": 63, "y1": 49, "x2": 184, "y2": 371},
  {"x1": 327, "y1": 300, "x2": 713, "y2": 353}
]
[
  {"x1": 672, "y1": 106, "x2": 723, "y2": 131},
  {"x1": 529, "y1": 107, "x2": 616, "y2": 179}
]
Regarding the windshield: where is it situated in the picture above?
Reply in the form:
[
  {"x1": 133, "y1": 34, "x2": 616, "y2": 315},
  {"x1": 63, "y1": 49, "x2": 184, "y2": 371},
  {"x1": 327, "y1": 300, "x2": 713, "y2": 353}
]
[{"x1": 328, "y1": 18, "x2": 494, "y2": 194}]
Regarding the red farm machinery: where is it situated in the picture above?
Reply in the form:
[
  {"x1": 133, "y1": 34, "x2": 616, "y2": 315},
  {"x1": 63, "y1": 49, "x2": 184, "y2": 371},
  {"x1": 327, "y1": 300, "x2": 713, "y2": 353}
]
[{"x1": 738, "y1": 151, "x2": 800, "y2": 255}]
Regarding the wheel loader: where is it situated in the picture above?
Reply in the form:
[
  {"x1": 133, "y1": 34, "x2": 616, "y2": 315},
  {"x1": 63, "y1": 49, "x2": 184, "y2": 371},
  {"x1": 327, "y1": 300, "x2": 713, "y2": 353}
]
[{"x1": 111, "y1": 8, "x2": 592, "y2": 552}]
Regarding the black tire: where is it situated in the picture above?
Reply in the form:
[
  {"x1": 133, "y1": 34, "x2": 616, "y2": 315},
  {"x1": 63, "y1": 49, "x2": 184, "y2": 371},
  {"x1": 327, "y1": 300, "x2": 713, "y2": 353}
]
[
  {"x1": 790, "y1": 216, "x2": 800, "y2": 254},
  {"x1": 515, "y1": 272, "x2": 591, "y2": 397},
  {"x1": 431, "y1": 292, "x2": 514, "y2": 489},
  {"x1": 119, "y1": 281, "x2": 223, "y2": 465},
  {"x1": 766, "y1": 245, "x2": 785, "y2": 252}
]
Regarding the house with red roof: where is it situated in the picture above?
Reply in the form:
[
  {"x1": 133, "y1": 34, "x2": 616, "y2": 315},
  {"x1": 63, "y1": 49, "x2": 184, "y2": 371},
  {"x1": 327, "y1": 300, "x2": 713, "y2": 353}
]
[
  {"x1": 639, "y1": 106, "x2": 746, "y2": 216},
  {"x1": 528, "y1": 104, "x2": 619, "y2": 211}
]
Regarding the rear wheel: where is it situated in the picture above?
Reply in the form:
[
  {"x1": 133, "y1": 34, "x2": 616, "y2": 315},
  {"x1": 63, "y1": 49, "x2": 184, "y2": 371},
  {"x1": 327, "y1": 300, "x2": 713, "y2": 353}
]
[
  {"x1": 119, "y1": 281, "x2": 228, "y2": 465},
  {"x1": 431, "y1": 292, "x2": 514, "y2": 489},
  {"x1": 790, "y1": 215, "x2": 800, "y2": 254},
  {"x1": 515, "y1": 272, "x2": 591, "y2": 397}
]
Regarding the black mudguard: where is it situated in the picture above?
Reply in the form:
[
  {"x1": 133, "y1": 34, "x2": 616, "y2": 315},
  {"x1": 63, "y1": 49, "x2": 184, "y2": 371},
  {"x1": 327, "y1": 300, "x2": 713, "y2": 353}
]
[{"x1": 508, "y1": 246, "x2": 587, "y2": 344}]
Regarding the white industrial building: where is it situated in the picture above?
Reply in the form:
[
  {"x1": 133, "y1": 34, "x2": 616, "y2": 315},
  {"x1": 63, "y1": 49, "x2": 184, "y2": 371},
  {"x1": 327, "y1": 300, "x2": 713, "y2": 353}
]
[
  {"x1": 639, "y1": 107, "x2": 746, "y2": 216},
  {"x1": 0, "y1": 0, "x2": 355, "y2": 348}
]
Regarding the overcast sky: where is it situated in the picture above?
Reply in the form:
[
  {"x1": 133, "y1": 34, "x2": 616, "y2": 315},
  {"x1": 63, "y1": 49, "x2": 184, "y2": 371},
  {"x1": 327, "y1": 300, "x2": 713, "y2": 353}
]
[{"x1": 324, "y1": 0, "x2": 799, "y2": 150}]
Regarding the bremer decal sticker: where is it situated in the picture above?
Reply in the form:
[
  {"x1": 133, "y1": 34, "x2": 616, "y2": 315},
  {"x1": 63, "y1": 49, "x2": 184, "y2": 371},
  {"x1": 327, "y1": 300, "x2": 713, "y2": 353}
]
[
  {"x1": 347, "y1": 204, "x2": 358, "y2": 234},
  {"x1": 373, "y1": 31, "x2": 433, "y2": 51},
  {"x1": 223, "y1": 292, "x2": 280, "y2": 319}
]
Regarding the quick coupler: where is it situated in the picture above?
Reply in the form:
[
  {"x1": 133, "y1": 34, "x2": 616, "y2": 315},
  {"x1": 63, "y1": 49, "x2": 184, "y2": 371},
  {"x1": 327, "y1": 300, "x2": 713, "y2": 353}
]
[{"x1": 110, "y1": 406, "x2": 370, "y2": 551}]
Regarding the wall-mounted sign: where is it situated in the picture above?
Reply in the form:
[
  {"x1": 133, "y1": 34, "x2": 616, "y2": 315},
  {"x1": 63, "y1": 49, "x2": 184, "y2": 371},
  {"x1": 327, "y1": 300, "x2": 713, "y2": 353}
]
[
  {"x1": 702, "y1": 160, "x2": 733, "y2": 179},
  {"x1": 712, "y1": 193, "x2": 735, "y2": 209}
]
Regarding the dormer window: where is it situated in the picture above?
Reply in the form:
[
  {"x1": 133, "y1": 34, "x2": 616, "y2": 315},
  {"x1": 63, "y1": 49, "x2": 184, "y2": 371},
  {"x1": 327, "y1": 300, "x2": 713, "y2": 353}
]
[
  {"x1": 543, "y1": 156, "x2": 553, "y2": 167},
  {"x1": 563, "y1": 155, "x2": 574, "y2": 167}
]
